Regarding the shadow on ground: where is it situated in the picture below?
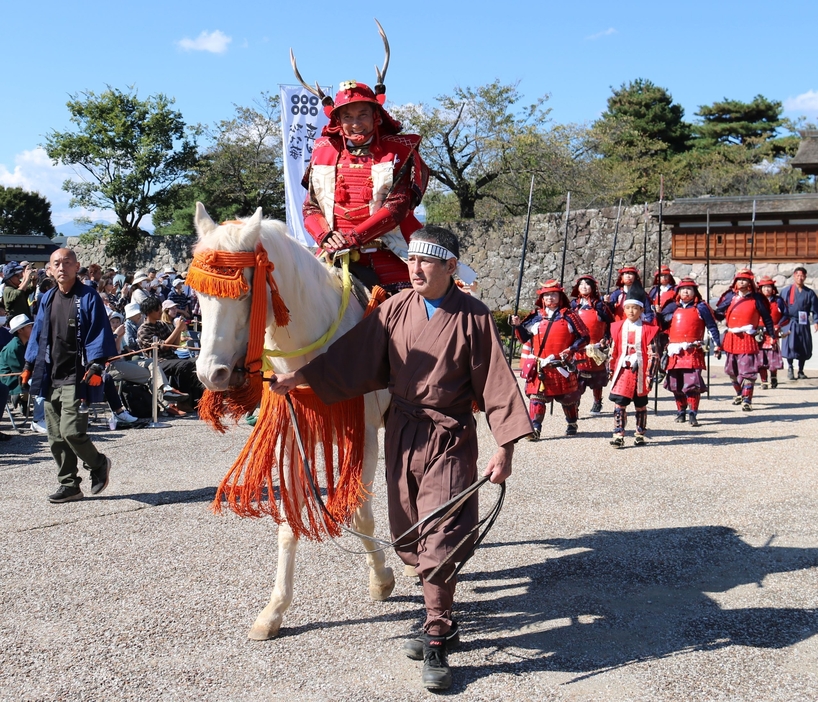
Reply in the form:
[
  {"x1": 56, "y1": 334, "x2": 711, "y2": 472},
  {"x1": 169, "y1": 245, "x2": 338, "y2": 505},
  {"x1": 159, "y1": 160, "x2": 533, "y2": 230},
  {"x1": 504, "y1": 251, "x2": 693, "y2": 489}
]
[{"x1": 435, "y1": 526, "x2": 818, "y2": 690}]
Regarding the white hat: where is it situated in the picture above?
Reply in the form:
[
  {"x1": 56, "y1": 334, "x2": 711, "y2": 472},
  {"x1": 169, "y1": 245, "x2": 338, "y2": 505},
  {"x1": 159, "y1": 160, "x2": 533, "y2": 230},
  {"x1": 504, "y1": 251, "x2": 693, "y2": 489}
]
[
  {"x1": 162, "y1": 265, "x2": 176, "y2": 274},
  {"x1": 125, "y1": 302, "x2": 142, "y2": 318},
  {"x1": 109, "y1": 311, "x2": 124, "y2": 321},
  {"x1": 171, "y1": 278, "x2": 185, "y2": 287},
  {"x1": 161, "y1": 299, "x2": 177, "y2": 310},
  {"x1": 9, "y1": 314, "x2": 33, "y2": 335},
  {"x1": 132, "y1": 271, "x2": 148, "y2": 285}
]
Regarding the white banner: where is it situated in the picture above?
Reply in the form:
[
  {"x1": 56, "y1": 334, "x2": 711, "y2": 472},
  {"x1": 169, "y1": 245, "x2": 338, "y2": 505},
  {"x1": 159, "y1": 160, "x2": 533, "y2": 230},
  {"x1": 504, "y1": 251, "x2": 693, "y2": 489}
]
[{"x1": 279, "y1": 85, "x2": 331, "y2": 247}]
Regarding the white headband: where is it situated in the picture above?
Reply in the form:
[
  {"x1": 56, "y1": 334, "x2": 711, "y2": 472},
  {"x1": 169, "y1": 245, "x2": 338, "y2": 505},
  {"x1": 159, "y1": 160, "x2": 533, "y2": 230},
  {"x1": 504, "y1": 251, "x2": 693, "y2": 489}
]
[
  {"x1": 407, "y1": 239, "x2": 457, "y2": 260},
  {"x1": 624, "y1": 298, "x2": 645, "y2": 307},
  {"x1": 407, "y1": 239, "x2": 478, "y2": 285}
]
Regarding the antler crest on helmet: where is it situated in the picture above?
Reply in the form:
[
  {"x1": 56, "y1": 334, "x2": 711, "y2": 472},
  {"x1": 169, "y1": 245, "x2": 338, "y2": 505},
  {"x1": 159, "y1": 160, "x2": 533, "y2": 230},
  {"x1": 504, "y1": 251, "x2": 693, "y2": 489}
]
[
  {"x1": 373, "y1": 18, "x2": 390, "y2": 97},
  {"x1": 289, "y1": 48, "x2": 334, "y2": 108}
]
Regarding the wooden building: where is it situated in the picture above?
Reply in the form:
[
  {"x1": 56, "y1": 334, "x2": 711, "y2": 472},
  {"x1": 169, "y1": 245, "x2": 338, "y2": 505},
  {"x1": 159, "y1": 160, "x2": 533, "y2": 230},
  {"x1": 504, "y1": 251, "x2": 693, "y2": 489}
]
[
  {"x1": 661, "y1": 194, "x2": 818, "y2": 264},
  {"x1": 0, "y1": 235, "x2": 59, "y2": 266}
]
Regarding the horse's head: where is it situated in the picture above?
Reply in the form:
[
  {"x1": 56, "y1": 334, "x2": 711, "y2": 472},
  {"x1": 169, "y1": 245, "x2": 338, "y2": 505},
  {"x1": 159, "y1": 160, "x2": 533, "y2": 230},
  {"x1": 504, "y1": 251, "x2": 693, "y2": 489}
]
[{"x1": 192, "y1": 202, "x2": 262, "y2": 391}]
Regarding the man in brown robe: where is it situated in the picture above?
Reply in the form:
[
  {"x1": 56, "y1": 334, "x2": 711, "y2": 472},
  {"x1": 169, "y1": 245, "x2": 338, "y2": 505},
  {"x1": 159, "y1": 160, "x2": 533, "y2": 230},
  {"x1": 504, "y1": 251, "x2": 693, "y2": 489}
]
[{"x1": 270, "y1": 225, "x2": 532, "y2": 691}]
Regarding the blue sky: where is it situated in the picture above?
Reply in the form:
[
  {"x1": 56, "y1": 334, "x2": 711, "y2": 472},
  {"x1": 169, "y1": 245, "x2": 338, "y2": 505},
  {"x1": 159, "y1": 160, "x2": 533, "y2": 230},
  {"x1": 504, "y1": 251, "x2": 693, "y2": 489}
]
[{"x1": 2, "y1": 0, "x2": 817, "y2": 231}]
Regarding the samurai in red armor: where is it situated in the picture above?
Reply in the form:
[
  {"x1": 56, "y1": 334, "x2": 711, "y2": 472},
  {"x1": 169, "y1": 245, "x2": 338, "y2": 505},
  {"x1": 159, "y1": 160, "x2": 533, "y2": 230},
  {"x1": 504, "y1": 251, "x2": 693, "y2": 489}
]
[
  {"x1": 649, "y1": 265, "x2": 677, "y2": 312},
  {"x1": 608, "y1": 266, "x2": 655, "y2": 325},
  {"x1": 570, "y1": 274, "x2": 613, "y2": 416},
  {"x1": 757, "y1": 276, "x2": 789, "y2": 390},
  {"x1": 608, "y1": 285, "x2": 659, "y2": 447},
  {"x1": 659, "y1": 277, "x2": 721, "y2": 427},
  {"x1": 512, "y1": 280, "x2": 589, "y2": 439},
  {"x1": 294, "y1": 42, "x2": 429, "y2": 294},
  {"x1": 714, "y1": 269, "x2": 776, "y2": 411}
]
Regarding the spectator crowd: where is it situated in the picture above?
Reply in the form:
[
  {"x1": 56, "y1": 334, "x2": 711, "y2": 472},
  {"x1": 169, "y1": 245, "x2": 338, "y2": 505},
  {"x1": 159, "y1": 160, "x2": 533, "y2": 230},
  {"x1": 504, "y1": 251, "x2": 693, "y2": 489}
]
[{"x1": 0, "y1": 259, "x2": 203, "y2": 441}]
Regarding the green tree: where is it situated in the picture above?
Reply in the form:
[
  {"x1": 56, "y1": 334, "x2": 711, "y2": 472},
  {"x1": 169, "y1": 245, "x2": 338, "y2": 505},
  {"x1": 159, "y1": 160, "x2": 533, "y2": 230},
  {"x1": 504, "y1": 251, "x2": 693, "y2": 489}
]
[
  {"x1": 44, "y1": 87, "x2": 199, "y2": 257},
  {"x1": 392, "y1": 80, "x2": 552, "y2": 219},
  {"x1": 0, "y1": 186, "x2": 56, "y2": 237},
  {"x1": 593, "y1": 78, "x2": 692, "y2": 160},
  {"x1": 154, "y1": 93, "x2": 284, "y2": 234}
]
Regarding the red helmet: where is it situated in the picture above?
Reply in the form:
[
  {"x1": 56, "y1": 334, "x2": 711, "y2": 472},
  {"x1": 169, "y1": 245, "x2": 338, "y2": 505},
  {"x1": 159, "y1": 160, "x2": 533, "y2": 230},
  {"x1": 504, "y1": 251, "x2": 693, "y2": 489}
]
[
  {"x1": 535, "y1": 279, "x2": 570, "y2": 309},
  {"x1": 675, "y1": 277, "x2": 702, "y2": 303},
  {"x1": 757, "y1": 275, "x2": 778, "y2": 294},
  {"x1": 731, "y1": 268, "x2": 757, "y2": 291},
  {"x1": 321, "y1": 80, "x2": 402, "y2": 138},
  {"x1": 652, "y1": 265, "x2": 676, "y2": 286}
]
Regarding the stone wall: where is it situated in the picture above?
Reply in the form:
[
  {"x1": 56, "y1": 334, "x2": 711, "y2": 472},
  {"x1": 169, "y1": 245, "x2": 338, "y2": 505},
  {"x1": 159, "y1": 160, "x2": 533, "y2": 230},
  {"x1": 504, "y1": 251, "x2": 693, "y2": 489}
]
[
  {"x1": 67, "y1": 207, "x2": 818, "y2": 310},
  {"x1": 67, "y1": 234, "x2": 197, "y2": 275},
  {"x1": 451, "y1": 205, "x2": 818, "y2": 310}
]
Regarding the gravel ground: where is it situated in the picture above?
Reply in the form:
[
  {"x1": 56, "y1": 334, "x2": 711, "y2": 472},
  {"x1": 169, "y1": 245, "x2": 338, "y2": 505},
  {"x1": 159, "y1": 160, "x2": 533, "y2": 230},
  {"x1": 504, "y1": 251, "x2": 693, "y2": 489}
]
[{"x1": 1, "y1": 369, "x2": 817, "y2": 701}]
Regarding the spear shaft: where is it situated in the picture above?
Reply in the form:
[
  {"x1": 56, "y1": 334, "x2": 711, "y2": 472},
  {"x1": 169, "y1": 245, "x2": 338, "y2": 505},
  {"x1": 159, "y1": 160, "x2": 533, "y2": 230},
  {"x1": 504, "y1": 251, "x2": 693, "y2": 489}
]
[
  {"x1": 507, "y1": 175, "x2": 536, "y2": 365},
  {"x1": 559, "y1": 192, "x2": 571, "y2": 286},
  {"x1": 606, "y1": 198, "x2": 623, "y2": 293},
  {"x1": 748, "y1": 199, "x2": 757, "y2": 269},
  {"x1": 706, "y1": 208, "x2": 711, "y2": 397},
  {"x1": 654, "y1": 177, "x2": 664, "y2": 415}
]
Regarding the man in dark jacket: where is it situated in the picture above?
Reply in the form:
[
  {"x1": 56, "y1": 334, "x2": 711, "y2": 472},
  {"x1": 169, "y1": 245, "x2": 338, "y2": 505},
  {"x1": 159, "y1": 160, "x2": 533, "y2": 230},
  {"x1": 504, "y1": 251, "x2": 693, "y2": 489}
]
[{"x1": 23, "y1": 248, "x2": 118, "y2": 503}]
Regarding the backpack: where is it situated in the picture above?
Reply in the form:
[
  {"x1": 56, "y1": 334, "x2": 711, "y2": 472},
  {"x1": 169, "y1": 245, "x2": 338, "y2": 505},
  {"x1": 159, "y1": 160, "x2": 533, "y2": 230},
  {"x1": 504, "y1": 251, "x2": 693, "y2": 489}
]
[{"x1": 119, "y1": 381, "x2": 154, "y2": 419}]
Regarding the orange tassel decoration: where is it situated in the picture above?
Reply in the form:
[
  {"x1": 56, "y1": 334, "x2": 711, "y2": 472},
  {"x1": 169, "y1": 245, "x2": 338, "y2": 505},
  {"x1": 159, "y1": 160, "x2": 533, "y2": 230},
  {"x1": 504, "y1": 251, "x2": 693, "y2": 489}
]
[
  {"x1": 364, "y1": 285, "x2": 388, "y2": 317},
  {"x1": 212, "y1": 386, "x2": 367, "y2": 540}
]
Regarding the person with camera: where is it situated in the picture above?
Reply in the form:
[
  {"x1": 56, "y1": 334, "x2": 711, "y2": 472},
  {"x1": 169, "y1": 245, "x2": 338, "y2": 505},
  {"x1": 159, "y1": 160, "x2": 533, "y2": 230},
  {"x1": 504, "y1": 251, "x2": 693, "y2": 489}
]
[
  {"x1": 3, "y1": 262, "x2": 37, "y2": 319},
  {"x1": 23, "y1": 249, "x2": 117, "y2": 503},
  {"x1": 136, "y1": 296, "x2": 203, "y2": 411},
  {"x1": 511, "y1": 280, "x2": 589, "y2": 440}
]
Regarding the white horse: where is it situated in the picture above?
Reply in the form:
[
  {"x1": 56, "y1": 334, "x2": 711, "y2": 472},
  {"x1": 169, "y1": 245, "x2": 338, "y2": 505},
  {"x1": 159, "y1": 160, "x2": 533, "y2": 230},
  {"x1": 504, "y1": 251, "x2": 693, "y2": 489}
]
[{"x1": 192, "y1": 202, "x2": 395, "y2": 640}]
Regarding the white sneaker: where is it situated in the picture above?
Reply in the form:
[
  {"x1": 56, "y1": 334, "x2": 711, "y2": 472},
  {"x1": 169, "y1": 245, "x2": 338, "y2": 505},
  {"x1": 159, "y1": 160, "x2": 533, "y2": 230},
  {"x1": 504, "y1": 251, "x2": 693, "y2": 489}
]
[
  {"x1": 31, "y1": 420, "x2": 48, "y2": 434},
  {"x1": 115, "y1": 409, "x2": 139, "y2": 424}
]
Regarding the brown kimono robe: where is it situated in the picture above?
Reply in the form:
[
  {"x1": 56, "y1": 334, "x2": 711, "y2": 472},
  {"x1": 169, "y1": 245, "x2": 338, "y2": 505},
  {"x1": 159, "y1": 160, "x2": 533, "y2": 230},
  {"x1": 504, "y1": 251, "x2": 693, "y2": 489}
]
[{"x1": 301, "y1": 282, "x2": 532, "y2": 632}]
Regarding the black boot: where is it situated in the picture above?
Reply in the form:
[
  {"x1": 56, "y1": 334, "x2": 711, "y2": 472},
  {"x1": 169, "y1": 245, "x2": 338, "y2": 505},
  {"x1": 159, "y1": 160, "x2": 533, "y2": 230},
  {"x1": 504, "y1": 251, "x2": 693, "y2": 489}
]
[
  {"x1": 421, "y1": 636, "x2": 452, "y2": 691},
  {"x1": 402, "y1": 622, "x2": 459, "y2": 661}
]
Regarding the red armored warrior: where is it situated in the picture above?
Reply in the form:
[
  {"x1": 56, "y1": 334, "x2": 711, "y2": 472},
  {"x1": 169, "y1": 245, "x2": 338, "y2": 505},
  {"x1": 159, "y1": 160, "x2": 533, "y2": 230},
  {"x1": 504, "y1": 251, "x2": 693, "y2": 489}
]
[
  {"x1": 659, "y1": 277, "x2": 721, "y2": 426},
  {"x1": 293, "y1": 30, "x2": 429, "y2": 294},
  {"x1": 649, "y1": 265, "x2": 677, "y2": 311},
  {"x1": 714, "y1": 269, "x2": 776, "y2": 410},
  {"x1": 569, "y1": 274, "x2": 613, "y2": 416},
  {"x1": 512, "y1": 280, "x2": 589, "y2": 439},
  {"x1": 757, "y1": 276, "x2": 789, "y2": 390}
]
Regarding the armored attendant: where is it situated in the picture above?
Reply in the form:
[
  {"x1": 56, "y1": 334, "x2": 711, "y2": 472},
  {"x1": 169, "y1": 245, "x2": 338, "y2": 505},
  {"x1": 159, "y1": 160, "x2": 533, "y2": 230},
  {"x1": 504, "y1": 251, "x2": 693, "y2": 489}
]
[
  {"x1": 714, "y1": 269, "x2": 775, "y2": 411},
  {"x1": 780, "y1": 267, "x2": 818, "y2": 380},
  {"x1": 757, "y1": 276, "x2": 788, "y2": 389},
  {"x1": 649, "y1": 265, "x2": 677, "y2": 312},
  {"x1": 570, "y1": 274, "x2": 613, "y2": 415},
  {"x1": 512, "y1": 280, "x2": 590, "y2": 439},
  {"x1": 295, "y1": 33, "x2": 428, "y2": 294},
  {"x1": 608, "y1": 266, "x2": 655, "y2": 324},
  {"x1": 659, "y1": 277, "x2": 721, "y2": 426},
  {"x1": 608, "y1": 284, "x2": 659, "y2": 447}
]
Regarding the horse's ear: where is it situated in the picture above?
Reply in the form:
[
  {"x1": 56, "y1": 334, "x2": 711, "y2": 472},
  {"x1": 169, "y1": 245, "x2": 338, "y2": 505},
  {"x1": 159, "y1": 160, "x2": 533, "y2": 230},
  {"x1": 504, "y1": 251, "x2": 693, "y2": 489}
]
[
  {"x1": 194, "y1": 202, "x2": 218, "y2": 238},
  {"x1": 243, "y1": 207, "x2": 263, "y2": 237}
]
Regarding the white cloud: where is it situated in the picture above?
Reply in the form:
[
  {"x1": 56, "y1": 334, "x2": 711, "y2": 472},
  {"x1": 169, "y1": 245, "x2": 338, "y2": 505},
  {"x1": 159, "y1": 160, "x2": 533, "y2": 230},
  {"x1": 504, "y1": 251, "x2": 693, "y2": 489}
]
[
  {"x1": 0, "y1": 147, "x2": 118, "y2": 229},
  {"x1": 784, "y1": 90, "x2": 818, "y2": 116},
  {"x1": 177, "y1": 30, "x2": 232, "y2": 54},
  {"x1": 586, "y1": 27, "x2": 617, "y2": 41}
]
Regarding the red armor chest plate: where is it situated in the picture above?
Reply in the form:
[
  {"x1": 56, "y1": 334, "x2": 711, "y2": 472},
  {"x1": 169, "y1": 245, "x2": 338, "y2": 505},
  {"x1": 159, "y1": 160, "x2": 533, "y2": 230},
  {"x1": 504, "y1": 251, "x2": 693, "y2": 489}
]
[
  {"x1": 769, "y1": 301, "x2": 783, "y2": 325},
  {"x1": 533, "y1": 316, "x2": 577, "y2": 357},
  {"x1": 668, "y1": 306, "x2": 705, "y2": 343},
  {"x1": 577, "y1": 307, "x2": 606, "y2": 343},
  {"x1": 333, "y1": 152, "x2": 374, "y2": 232},
  {"x1": 726, "y1": 295, "x2": 761, "y2": 328}
]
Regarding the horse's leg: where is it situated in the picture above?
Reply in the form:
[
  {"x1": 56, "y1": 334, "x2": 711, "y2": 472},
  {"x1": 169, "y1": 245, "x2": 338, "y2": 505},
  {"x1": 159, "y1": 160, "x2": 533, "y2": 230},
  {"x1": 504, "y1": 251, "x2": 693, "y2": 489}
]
[
  {"x1": 248, "y1": 432, "x2": 300, "y2": 640},
  {"x1": 248, "y1": 521, "x2": 298, "y2": 640},
  {"x1": 353, "y1": 401, "x2": 395, "y2": 601}
]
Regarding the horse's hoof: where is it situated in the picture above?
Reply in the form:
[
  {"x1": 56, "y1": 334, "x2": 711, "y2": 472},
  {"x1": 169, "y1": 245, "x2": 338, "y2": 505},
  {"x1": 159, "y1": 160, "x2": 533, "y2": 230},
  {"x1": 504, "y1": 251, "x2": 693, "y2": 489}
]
[
  {"x1": 247, "y1": 616, "x2": 282, "y2": 640},
  {"x1": 403, "y1": 564, "x2": 418, "y2": 578},
  {"x1": 369, "y1": 567, "x2": 395, "y2": 601}
]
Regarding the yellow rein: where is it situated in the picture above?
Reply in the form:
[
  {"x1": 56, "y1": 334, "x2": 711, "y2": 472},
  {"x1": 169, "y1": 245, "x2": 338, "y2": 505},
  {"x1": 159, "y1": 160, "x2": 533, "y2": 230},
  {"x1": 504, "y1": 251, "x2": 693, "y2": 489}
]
[{"x1": 261, "y1": 252, "x2": 352, "y2": 368}]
